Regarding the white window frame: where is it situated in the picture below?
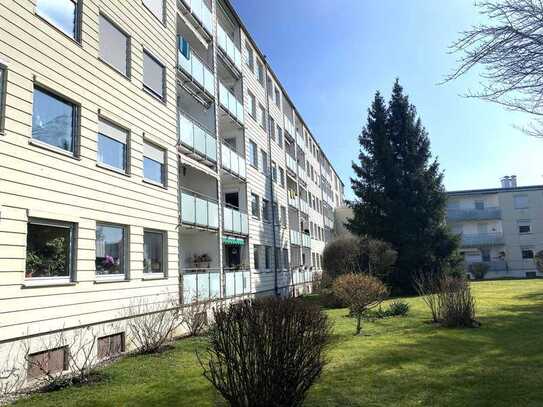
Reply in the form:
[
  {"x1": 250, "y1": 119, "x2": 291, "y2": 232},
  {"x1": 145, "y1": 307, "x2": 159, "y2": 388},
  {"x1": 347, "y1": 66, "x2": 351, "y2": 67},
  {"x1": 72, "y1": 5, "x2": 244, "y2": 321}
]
[
  {"x1": 143, "y1": 229, "x2": 167, "y2": 277},
  {"x1": 95, "y1": 223, "x2": 128, "y2": 281}
]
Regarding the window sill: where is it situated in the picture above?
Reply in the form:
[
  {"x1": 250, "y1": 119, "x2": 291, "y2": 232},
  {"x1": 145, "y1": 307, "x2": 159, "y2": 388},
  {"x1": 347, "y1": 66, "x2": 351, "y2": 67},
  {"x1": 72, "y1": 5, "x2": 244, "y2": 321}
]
[
  {"x1": 143, "y1": 86, "x2": 167, "y2": 105},
  {"x1": 98, "y1": 58, "x2": 131, "y2": 81},
  {"x1": 22, "y1": 280, "x2": 76, "y2": 289},
  {"x1": 142, "y1": 274, "x2": 167, "y2": 281},
  {"x1": 94, "y1": 277, "x2": 130, "y2": 284},
  {"x1": 143, "y1": 178, "x2": 167, "y2": 190},
  {"x1": 29, "y1": 139, "x2": 80, "y2": 160},
  {"x1": 96, "y1": 162, "x2": 130, "y2": 177}
]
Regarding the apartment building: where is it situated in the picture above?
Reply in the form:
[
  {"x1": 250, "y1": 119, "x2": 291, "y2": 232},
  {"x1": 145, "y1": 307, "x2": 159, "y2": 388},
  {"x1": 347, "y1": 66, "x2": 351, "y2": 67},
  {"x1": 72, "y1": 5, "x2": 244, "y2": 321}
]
[
  {"x1": 447, "y1": 177, "x2": 543, "y2": 279},
  {"x1": 0, "y1": 0, "x2": 344, "y2": 381}
]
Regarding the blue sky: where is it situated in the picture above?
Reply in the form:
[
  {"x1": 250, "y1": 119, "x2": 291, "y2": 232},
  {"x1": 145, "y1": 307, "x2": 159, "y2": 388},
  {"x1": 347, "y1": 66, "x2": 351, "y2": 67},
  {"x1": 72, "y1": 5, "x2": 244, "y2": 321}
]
[{"x1": 231, "y1": 0, "x2": 543, "y2": 199}]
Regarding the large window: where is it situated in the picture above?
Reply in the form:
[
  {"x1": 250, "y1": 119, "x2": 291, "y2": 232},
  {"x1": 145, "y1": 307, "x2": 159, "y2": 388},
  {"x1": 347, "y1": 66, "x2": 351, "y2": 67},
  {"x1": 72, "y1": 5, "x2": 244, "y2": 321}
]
[
  {"x1": 25, "y1": 220, "x2": 74, "y2": 280},
  {"x1": 251, "y1": 193, "x2": 260, "y2": 219},
  {"x1": 264, "y1": 246, "x2": 271, "y2": 269},
  {"x1": 256, "y1": 60, "x2": 264, "y2": 85},
  {"x1": 253, "y1": 245, "x2": 260, "y2": 270},
  {"x1": 143, "y1": 141, "x2": 166, "y2": 186},
  {"x1": 279, "y1": 168, "x2": 285, "y2": 188},
  {"x1": 276, "y1": 126, "x2": 283, "y2": 148},
  {"x1": 271, "y1": 161, "x2": 277, "y2": 182},
  {"x1": 32, "y1": 87, "x2": 77, "y2": 154},
  {"x1": 262, "y1": 199, "x2": 270, "y2": 222},
  {"x1": 143, "y1": 50, "x2": 165, "y2": 100},
  {"x1": 245, "y1": 42, "x2": 254, "y2": 71},
  {"x1": 282, "y1": 248, "x2": 289, "y2": 270},
  {"x1": 248, "y1": 140, "x2": 258, "y2": 168},
  {"x1": 97, "y1": 118, "x2": 128, "y2": 172},
  {"x1": 280, "y1": 206, "x2": 287, "y2": 227},
  {"x1": 99, "y1": 15, "x2": 130, "y2": 77},
  {"x1": 261, "y1": 149, "x2": 268, "y2": 174},
  {"x1": 96, "y1": 224, "x2": 126, "y2": 278},
  {"x1": 248, "y1": 91, "x2": 256, "y2": 118},
  {"x1": 143, "y1": 0, "x2": 165, "y2": 23},
  {"x1": 259, "y1": 104, "x2": 266, "y2": 129},
  {"x1": 144, "y1": 230, "x2": 165, "y2": 275},
  {"x1": 36, "y1": 0, "x2": 79, "y2": 40}
]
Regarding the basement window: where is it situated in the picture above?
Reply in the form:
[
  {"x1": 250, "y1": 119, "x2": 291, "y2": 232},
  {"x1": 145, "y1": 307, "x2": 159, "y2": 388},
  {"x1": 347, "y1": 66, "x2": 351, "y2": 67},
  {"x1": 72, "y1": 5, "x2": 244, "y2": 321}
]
[{"x1": 27, "y1": 347, "x2": 68, "y2": 379}]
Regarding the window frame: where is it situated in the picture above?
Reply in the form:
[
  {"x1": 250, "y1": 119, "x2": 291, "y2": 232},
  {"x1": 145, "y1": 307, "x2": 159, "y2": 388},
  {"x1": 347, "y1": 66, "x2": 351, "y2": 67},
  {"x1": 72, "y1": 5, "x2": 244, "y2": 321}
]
[
  {"x1": 248, "y1": 91, "x2": 256, "y2": 119},
  {"x1": 264, "y1": 246, "x2": 271, "y2": 270},
  {"x1": 25, "y1": 218, "x2": 76, "y2": 284},
  {"x1": 251, "y1": 193, "x2": 260, "y2": 219},
  {"x1": 143, "y1": 229, "x2": 167, "y2": 277},
  {"x1": 245, "y1": 42, "x2": 254, "y2": 71},
  {"x1": 143, "y1": 139, "x2": 167, "y2": 187},
  {"x1": 95, "y1": 222, "x2": 129, "y2": 281},
  {"x1": 142, "y1": 0, "x2": 166, "y2": 25},
  {"x1": 97, "y1": 116, "x2": 130, "y2": 174},
  {"x1": 98, "y1": 13, "x2": 131, "y2": 78},
  {"x1": 142, "y1": 49, "x2": 166, "y2": 101},
  {"x1": 518, "y1": 221, "x2": 532, "y2": 235},
  {"x1": 253, "y1": 244, "x2": 260, "y2": 270},
  {"x1": 248, "y1": 140, "x2": 258, "y2": 169},
  {"x1": 260, "y1": 149, "x2": 268, "y2": 175},
  {"x1": 262, "y1": 199, "x2": 270, "y2": 222},
  {"x1": 35, "y1": 0, "x2": 82, "y2": 43},
  {"x1": 522, "y1": 248, "x2": 535, "y2": 260},
  {"x1": 0, "y1": 64, "x2": 7, "y2": 135}
]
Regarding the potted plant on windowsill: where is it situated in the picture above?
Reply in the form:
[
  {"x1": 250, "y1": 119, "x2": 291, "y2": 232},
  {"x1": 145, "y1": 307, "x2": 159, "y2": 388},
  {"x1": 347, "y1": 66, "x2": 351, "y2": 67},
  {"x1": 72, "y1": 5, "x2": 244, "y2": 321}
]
[{"x1": 193, "y1": 254, "x2": 212, "y2": 269}]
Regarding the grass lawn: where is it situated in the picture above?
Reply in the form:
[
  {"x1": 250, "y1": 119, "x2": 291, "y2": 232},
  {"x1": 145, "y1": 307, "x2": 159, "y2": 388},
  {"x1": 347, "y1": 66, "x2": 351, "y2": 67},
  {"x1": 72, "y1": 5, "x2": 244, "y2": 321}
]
[{"x1": 13, "y1": 279, "x2": 543, "y2": 407}]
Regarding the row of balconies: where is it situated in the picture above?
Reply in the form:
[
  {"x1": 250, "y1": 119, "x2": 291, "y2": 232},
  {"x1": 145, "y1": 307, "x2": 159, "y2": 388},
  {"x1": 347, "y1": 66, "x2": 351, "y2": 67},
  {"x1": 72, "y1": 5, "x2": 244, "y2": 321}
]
[
  {"x1": 459, "y1": 232, "x2": 505, "y2": 248},
  {"x1": 289, "y1": 230, "x2": 312, "y2": 248},
  {"x1": 447, "y1": 207, "x2": 502, "y2": 222}
]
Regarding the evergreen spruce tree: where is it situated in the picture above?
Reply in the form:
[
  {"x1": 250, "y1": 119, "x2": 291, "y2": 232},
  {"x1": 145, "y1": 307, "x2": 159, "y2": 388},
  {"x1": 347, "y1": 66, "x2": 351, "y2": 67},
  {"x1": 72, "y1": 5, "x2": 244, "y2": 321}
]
[{"x1": 348, "y1": 80, "x2": 457, "y2": 293}]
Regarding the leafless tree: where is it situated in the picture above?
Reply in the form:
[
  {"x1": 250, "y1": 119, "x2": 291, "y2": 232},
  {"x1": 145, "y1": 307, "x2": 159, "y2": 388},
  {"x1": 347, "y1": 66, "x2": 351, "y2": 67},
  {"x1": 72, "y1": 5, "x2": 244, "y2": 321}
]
[
  {"x1": 0, "y1": 345, "x2": 25, "y2": 400},
  {"x1": 446, "y1": 0, "x2": 543, "y2": 137},
  {"x1": 414, "y1": 271, "x2": 442, "y2": 323},
  {"x1": 180, "y1": 298, "x2": 215, "y2": 337}
]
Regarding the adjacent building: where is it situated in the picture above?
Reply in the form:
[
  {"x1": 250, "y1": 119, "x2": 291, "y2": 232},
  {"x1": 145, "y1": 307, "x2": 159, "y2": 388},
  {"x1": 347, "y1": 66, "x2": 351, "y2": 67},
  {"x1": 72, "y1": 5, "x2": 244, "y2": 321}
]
[
  {"x1": 0, "y1": 0, "x2": 344, "y2": 383},
  {"x1": 447, "y1": 177, "x2": 543, "y2": 279}
]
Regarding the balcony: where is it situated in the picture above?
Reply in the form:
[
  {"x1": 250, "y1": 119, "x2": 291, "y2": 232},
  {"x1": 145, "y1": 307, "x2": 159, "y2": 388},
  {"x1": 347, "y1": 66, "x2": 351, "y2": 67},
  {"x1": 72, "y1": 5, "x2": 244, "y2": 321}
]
[
  {"x1": 288, "y1": 194, "x2": 299, "y2": 209},
  {"x1": 178, "y1": 112, "x2": 217, "y2": 163},
  {"x1": 296, "y1": 131, "x2": 305, "y2": 150},
  {"x1": 447, "y1": 207, "x2": 502, "y2": 221},
  {"x1": 284, "y1": 116, "x2": 295, "y2": 136},
  {"x1": 177, "y1": 0, "x2": 213, "y2": 35},
  {"x1": 177, "y1": 37, "x2": 215, "y2": 97},
  {"x1": 219, "y1": 83, "x2": 244, "y2": 125},
  {"x1": 180, "y1": 189, "x2": 219, "y2": 230},
  {"x1": 302, "y1": 233, "x2": 311, "y2": 248},
  {"x1": 466, "y1": 261, "x2": 508, "y2": 273},
  {"x1": 300, "y1": 199, "x2": 310, "y2": 214},
  {"x1": 286, "y1": 154, "x2": 297, "y2": 175},
  {"x1": 298, "y1": 164, "x2": 306, "y2": 183},
  {"x1": 221, "y1": 143, "x2": 246, "y2": 179},
  {"x1": 217, "y1": 24, "x2": 242, "y2": 71},
  {"x1": 224, "y1": 268, "x2": 251, "y2": 297},
  {"x1": 181, "y1": 268, "x2": 221, "y2": 303},
  {"x1": 324, "y1": 216, "x2": 334, "y2": 229},
  {"x1": 223, "y1": 205, "x2": 249, "y2": 235},
  {"x1": 460, "y1": 233, "x2": 505, "y2": 248},
  {"x1": 290, "y1": 230, "x2": 301, "y2": 246}
]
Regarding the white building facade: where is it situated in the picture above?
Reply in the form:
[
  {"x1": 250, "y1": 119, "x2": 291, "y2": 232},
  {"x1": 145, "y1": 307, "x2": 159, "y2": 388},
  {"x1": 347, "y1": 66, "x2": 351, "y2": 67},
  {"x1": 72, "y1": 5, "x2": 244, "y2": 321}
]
[{"x1": 0, "y1": 0, "x2": 344, "y2": 384}]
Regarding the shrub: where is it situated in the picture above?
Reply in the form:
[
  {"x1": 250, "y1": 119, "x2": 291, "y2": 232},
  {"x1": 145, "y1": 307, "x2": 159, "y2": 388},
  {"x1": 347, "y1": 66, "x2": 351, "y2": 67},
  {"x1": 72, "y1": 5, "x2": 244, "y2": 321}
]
[
  {"x1": 437, "y1": 276, "x2": 477, "y2": 327},
  {"x1": 469, "y1": 263, "x2": 490, "y2": 280},
  {"x1": 180, "y1": 299, "x2": 213, "y2": 337},
  {"x1": 414, "y1": 271, "x2": 441, "y2": 323},
  {"x1": 333, "y1": 274, "x2": 389, "y2": 335},
  {"x1": 387, "y1": 300, "x2": 410, "y2": 316},
  {"x1": 535, "y1": 250, "x2": 543, "y2": 273},
  {"x1": 200, "y1": 297, "x2": 330, "y2": 407}
]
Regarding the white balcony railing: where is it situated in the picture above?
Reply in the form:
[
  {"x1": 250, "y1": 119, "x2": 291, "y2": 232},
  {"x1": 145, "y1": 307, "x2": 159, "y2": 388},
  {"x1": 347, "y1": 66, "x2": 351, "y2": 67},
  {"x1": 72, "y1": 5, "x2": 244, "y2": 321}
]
[
  {"x1": 223, "y1": 206, "x2": 249, "y2": 235},
  {"x1": 221, "y1": 143, "x2": 246, "y2": 179},
  {"x1": 298, "y1": 164, "x2": 306, "y2": 182},
  {"x1": 224, "y1": 268, "x2": 251, "y2": 297},
  {"x1": 300, "y1": 199, "x2": 310, "y2": 214},
  {"x1": 296, "y1": 131, "x2": 305, "y2": 150},
  {"x1": 288, "y1": 194, "x2": 299, "y2": 209},
  {"x1": 284, "y1": 116, "x2": 295, "y2": 136},
  {"x1": 217, "y1": 24, "x2": 242, "y2": 69},
  {"x1": 177, "y1": 37, "x2": 215, "y2": 95},
  {"x1": 178, "y1": 112, "x2": 217, "y2": 162},
  {"x1": 286, "y1": 154, "x2": 297, "y2": 174},
  {"x1": 461, "y1": 233, "x2": 505, "y2": 248},
  {"x1": 219, "y1": 83, "x2": 244, "y2": 124},
  {"x1": 181, "y1": 190, "x2": 219, "y2": 229},
  {"x1": 302, "y1": 233, "x2": 311, "y2": 248},
  {"x1": 178, "y1": 0, "x2": 213, "y2": 34},
  {"x1": 290, "y1": 230, "x2": 301, "y2": 246},
  {"x1": 447, "y1": 207, "x2": 502, "y2": 221},
  {"x1": 182, "y1": 268, "x2": 221, "y2": 304}
]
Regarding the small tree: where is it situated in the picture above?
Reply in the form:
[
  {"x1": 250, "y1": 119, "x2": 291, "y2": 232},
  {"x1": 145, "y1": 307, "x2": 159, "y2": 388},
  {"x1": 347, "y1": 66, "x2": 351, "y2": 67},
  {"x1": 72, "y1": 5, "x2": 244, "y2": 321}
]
[
  {"x1": 333, "y1": 274, "x2": 389, "y2": 335},
  {"x1": 200, "y1": 297, "x2": 330, "y2": 407},
  {"x1": 469, "y1": 263, "x2": 490, "y2": 280}
]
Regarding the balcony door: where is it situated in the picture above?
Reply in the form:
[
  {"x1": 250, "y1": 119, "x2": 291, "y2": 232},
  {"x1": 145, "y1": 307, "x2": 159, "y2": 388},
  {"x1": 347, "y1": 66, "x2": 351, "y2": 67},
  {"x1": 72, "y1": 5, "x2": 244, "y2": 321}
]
[{"x1": 225, "y1": 192, "x2": 239, "y2": 209}]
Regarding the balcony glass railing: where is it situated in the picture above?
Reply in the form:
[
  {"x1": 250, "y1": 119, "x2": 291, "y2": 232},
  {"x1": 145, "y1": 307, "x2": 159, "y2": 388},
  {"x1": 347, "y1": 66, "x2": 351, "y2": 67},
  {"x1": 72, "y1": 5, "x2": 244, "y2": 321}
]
[
  {"x1": 302, "y1": 233, "x2": 311, "y2": 248},
  {"x1": 300, "y1": 199, "x2": 310, "y2": 214},
  {"x1": 447, "y1": 207, "x2": 502, "y2": 221},
  {"x1": 290, "y1": 230, "x2": 301, "y2": 246},
  {"x1": 178, "y1": 112, "x2": 217, "y2": 162},
  {"x1": 182, "y1": 268, "x2": 221, "y2": 304},
  {"x1": 221, "y1": 143, "x2": 246, "y2": 179},
  {"x1": 223, "y1": 205, "x2": 249, "y2": 235},
  {"x1": 219, "y1": 83, "x2": 244, "y2": 124},
  {"x1": 177, "y1": 37, "x2": 215, "y2": 96},
  {"x1": 217, "y1": 24, "x2": 242, "y2": 69},
  {"x1": 288, "y1": 194, "x2": 299, "y2": 209},
  {"x1": 460, "y1": 233, "x2": 504, "y2": 247},
  {"x1": 298, "y1": 165, "x2": 306, "y2": 182},
  {"x1": 224, "y1": 268, "x2": 251, "y2": 297},
  {"x1": 296, "y1": 131, "x2": 305, "y2": 149},
  {"x1": 181, "y1": 190, "x2": 219, "y2": 229},
  {"x1": 284, "y1": 116, "x2": 295, "y2": 136},
  {"x1": 178, "y1": 0, "x2": 213, "y2": 33},
  {"x1": 286, "y1": 154, "x2": 297, "y2": 174}
]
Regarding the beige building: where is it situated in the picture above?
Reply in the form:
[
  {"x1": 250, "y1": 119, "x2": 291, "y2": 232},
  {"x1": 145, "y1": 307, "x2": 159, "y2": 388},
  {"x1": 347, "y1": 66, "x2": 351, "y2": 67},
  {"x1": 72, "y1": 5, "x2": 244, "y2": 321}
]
[
  {"x1": 0, "y1": 0, "x2": 344, "y2": 384},
  {"x1": 447, "y1": 177, "x2": 543, "y2": 279}
]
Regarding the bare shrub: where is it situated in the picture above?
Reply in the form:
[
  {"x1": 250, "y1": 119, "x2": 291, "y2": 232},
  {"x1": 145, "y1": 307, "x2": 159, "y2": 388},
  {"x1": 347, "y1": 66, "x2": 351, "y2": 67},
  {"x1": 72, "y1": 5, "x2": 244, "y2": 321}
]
[
  {"x1": 125, "y1": 296, "x2": 183, "y2": 354},
  {"x1": 414, "y1": 271, "x2": 442, "y2": 323},
  {"x1": 437, "y1": 277, "x2": 477, "y2": 328},
  {"x1": 180, "y1": 299, "x2": 214, "y2": 337},
  {"x1": 0, "y1": 352, "x2": 25, "y2": 400},
  {"x1": 200, "y1": 297, "x2": 330, "y2": 407},
  {"x1": 333, "y1": 274, "x2": 389, "y2": 335}
]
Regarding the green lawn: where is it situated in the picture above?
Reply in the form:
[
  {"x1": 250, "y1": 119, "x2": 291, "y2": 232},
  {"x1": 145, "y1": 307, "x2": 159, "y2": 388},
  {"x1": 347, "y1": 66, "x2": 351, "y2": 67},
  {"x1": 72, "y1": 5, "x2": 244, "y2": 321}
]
[{"x1": 14, "y1": 280, "x2": 543, "y2": 406}]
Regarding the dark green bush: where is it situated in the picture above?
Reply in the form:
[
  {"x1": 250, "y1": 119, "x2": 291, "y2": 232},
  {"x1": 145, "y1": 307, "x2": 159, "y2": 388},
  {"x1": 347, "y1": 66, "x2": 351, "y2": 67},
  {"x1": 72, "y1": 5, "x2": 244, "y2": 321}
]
[
  {"x1": 388, "y1": 300, "x2": 410, "y2": 316},
  {"x1": 469, "y1": 263, "x2": 490, "y2": 280}
]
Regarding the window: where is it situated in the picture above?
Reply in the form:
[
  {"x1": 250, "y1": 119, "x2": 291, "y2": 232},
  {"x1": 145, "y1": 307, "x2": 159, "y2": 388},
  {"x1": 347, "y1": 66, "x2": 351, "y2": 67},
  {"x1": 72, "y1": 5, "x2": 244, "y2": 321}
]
[
  {"x1": 143, "y1": 0, "x2": 165, "y2": 22},
  {"x1": 245, "y1": 42, "x2": 254, "y2": 71},
  {"x1": 262, "y1": 199, "x2": 271, "y2": 222},
  {"x1": 96, "y1": 224, "x2": 126, "y2": 278},
  {"x1": 99, "y1": 15, "x2": 130, "y2": 77},
  {"x1": 143, "y1": 230, "x2": 165, "y2": 274},
  {"x1": 280, "y1": 206, "x2": 287, "y2": 227},
  {"x1": 256, "y1": 60, "x2": 264, "y2": 85},
  {"x1": 97, "y1": 118, "x2": 128, "y2": 172},
  {"x1": 248, "y1": 91, "x2": 256, "y2": 118},
  {"x1": 36, "y1": 0, "x2": 79, "y2": 40},
  {"x1": 97, "y1": 333, "x2": 125, "y2": 360},
  {"x1": 514, "y1": 195, "x2": 529, "y2": 209},
  {"x1": 32, "y1": 86, "x2": 77, "y2": 154},
  {"x1": 248, "y1": 140, "x2": 258, "y2": 168},
  {"x1": 253, "y1": 244, "x2": 260, "y2": 269},
  {"x1": 269, "y1": 116, "x2": 275, "y2": 140},
  {"x1": 261, "y1": 149, "x2": 268, "y2": 174},
  {"x1": 267, "y1": 75, "x2": 273, "y2": 95},
  {"x1": 522, "y1": 249, "x2": 535, "y2": 260},
  {"x1": 474, "y1": 200, "x2": 485, "y2": 210},
  {"x1": 519, "y1": 221, "x2": 532, "y2": 234},
  {"x1": 143, "y1": 141, "x2": 166, "y2": 186},
  {"x1": 275, "y1": 87, "x2": 281, "y2": 108},
  {"x1": 27, "y1": 347, "x2": 68, "y2": 379},
  {"x1": 275, "y1": 248, "x2": 282, "y2": 269},
  {"x1": 271, "y1": 161, "x2": 278, "y2": 182},
  {"x1": 259, "y1": 104, "x2": 266, "y2": 129},
  {"x1": 143, "y1": 50, "x2": 165, "y2": 100},
  {"x1": 279, "y1": 168, "x2": 285, "y2": 188},
  {"x1": 0, "y1": 65, "x2": 6, "y2": 134},
  {"x1": 273, "y1": 203, "x2": 279, "y2": 224},
  {"x1": 276, "y1": 126, "x2": 283, "y2": 148},
  {"x1": 283, "y1": 248, "x2": 289, "y2": 270},
  {"x1": 251, "y1": 193, "x2": 260, "y2": 219},
  {"x1": 312, "y1": 253, "x2": 316, "y2": 267},
  {"x1": 265, "y1": 246, "x2": 271, "y2": 269},
  {"x1": 26, "y1": 220, "x2": 74, "y2": 280}
]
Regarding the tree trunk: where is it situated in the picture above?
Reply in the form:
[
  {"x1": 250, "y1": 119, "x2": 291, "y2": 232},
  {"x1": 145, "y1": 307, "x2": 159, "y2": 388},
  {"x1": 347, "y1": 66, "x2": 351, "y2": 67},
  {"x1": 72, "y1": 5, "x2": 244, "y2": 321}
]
[{"x1": 356, "y1": 315, "x2": 362, "y2": 335}]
